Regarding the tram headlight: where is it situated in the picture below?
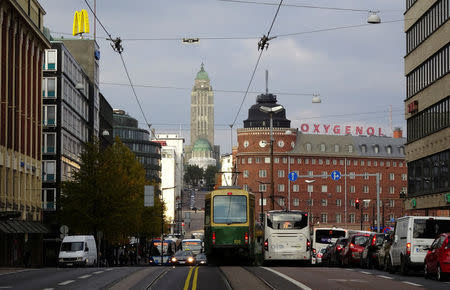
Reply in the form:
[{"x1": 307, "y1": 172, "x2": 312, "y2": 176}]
[
  {"x1": 171, "y1": 257, "x2": 177, "y2": 263},
  {"x1": 187, "y1": 257, "x2": 194, "y2": 263}
]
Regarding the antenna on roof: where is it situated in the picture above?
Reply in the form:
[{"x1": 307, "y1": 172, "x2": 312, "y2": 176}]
[{"x1": 265, "y1": 69, "x2": 269, "y2": 94}]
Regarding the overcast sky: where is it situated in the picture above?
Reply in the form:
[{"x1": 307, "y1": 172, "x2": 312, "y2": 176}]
[{"x1": 40, "y1": 0, "x2": 406, "y2": 153}]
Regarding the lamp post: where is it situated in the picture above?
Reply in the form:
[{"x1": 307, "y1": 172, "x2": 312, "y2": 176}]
[
  {"x1": 259, "y1": 105, "x2": 284, "y2": 210},
  {"x1": 257, "y1": 180, "x2": 270, "y2": 222},
  {"x1": 305, "y1": 180, "x2": 316, "y2": 224}
]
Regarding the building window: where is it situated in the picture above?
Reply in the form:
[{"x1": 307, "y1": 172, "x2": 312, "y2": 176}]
[
  {"x1": 42, "y1": 160, "x2": 56, "y2": 182},
  {"x1": 336, "y1": 185, "x2": 342, "y2": 193},
  {"x1": 389, "y1": 200, "x2": 395, "y2": 207},
  {"x1": 293, "y1": 184, "x2": 299, "y2": 192},
  {"x1": 321, "y1": 214, "x2": 328, "y2": 223},
  {"x1": 44, "y1": 49, "x2": 57, "y2": 70},
  {"x1": 307, "y1": 170, "x2": 313, "y2": 177},
  {"x1": 259, "y1": 198, "x2": 267, "y2": 206},
  {"x1": 259, "y1": 184, "x2": 267, "y2": 192},
  {"x1": 43, "y1": 105, "x2": 57, "y2": 126},
  {"x1": 387, "y1": 146, "x2": 392, "y2": 154},
  {"x1": 43, "y1": 77, "x2": 57, "y2": 98},
  {"x1": 282, "y1": 157, "x2": 288, "y2": 164},
  {"x1": 274, "y1": 157, "x2": 279, "y2": 164},
  {"x1": 278, "y1": 170, "x2": 285, "y2": 178},
  {"x1": 42, "y1": 133, "x2": 56, "y2": 154},
  {"x1": 350, "y1": 199, "x2": 355, "y2": 207},
  {"x1": 305, "y1": 159, "x2": 309, "y2": 165},
  {"x1": 336, "y1": 214, "x2": 342, "y2": 223},
  {"x1": 334, "y1": 144, "x2": 340, "y2": 152},
  {"x1": 290, "y1": 157, "x2": 294, "y2": 164},
  {"x1": 348, "y1": 145, "x2": 354, "y2": 153},
  {"x1": 363, "y1": 214, "x2": 369, "y2": 222},
  {"x1": 368, "y1": 161, "x2": 371, "y2": 166},
  {"x1": 259, "y1": 170, "x2": 267, "y2": 177},
  {"x1": 321, "y1": 199, "x2": 327, "y2": 206},
  {"x1": 361, "y1": 145, "x2": 367, "y2": 153},
  {"x1": 322, "y1": 171, "x2": 327, "y2": 179},
  {"x1": 293, "y1": 198, "x2": 299, "y2": 207},
  {"x1": 389, "y1": 214, "x2": 395, "y2": 222},
  {"x1": 242, "y1": 158, "x2": 246, "y2": 164},
  {"x1": 353, "y1": 160, "x2": 358, "y2": 166},
  {"x1": 306, "y1": 143, "x2": 312, "y2": 151},
  {"x1": 363, "y1": 185, "x2": 369, "y2": 193},
  {"x1": 360, "y1": 160, "x2": 365, "y2": 166},
  {"x1": 307, "y1": 185, "x2": 314, "y2": 193},
  {"x1": 255, "y1": 157, "x2": 261, "y2": 163},
  {"x1": 278, "y1": 198, "x2": 285, "y2": 207},
  {"x1": 374, "y1": 145, "x2": 379, "y2": 153},
  {"x1": 42, "y1": 188, "x2": 56, "y2": 210},
  {"x1": 264, "y1": 157, "x2": 270, "y2": 163},
  {"x1": 278, "y1": 184, "x2": 285, "y2": 192},
  {"x1": 243, "y1": 170, "x2": 249, "y2": 178},
  {"x1": 389, "y1": 173, "x2": 395, "y2": 181},
  {"x1": 364, "y1": 172, "x2": 369, "y2": 180},
  {"x1": 402, "y1": 174, "x2": 407, "y2": 181},
  {"x1": 326, "y1": 159, "x2": 330, "y2": 165},
  {"x1": 320, "y1": 143, "x2": 326, "y2": 151},
  {"x1": 297, "y1": 158, "x2": 302, "y2": 164},
  {"x1": 336, "y1": 199, "x2": 342, "y2": 206},
  {"x1": 339, "y1": 159, "x2": 344, "y2": 165},
  {"x1": 321, "y1": 185, "x2": 328, "y2": 193},
  {"x1": 349, "y1": 214, "x2": 355, "y2": 223},
  {"x1": 374, "y1": 161, "x2": 378, "y2": 166},
  {"x1": 349, "y1": 172, "x2": 355, "y2": 179},
  {"x1": 363, "y1": 200, "x2": 370, "y2": 208},
  {"x1": 248, "y1": 157, "x2": 252, "y2": 164},
  {"x1": 333, "y1": 159, "x2": 337, "y2": 165},
  {"x1": 389, "y1": 186, "x2": 395, "y2": 194},
  {"x1": 243, "y1": 184, "x2": 249, "y2": 191},
  {"x1": 312, "y1": 159, "x2": 316, "y2": 165},
  {"x1": 307, "y1": 199, "x2": 314, "y2": 206},
  {"x1": 319, "y1": 159, "x2": 323, "y2": 165}
]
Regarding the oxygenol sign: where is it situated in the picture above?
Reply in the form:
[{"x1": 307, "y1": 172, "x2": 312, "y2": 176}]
[{"x1": 300, "y1": 123, "x2": 384, "y2": 136}]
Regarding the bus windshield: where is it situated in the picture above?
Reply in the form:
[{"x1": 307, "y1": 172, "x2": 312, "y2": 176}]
[
  {"x1": 267, "y1": 212, "x2": 308, "y2": 230},
  {"x1": 213, "y1": 195, "x2": 247, "y2": 224},
  {"x1": 182, "y1": 241, "x2": 202, "y2": 251},
  {"x1": 315, "y1": 229, "x2": 347, "y2": 244}
]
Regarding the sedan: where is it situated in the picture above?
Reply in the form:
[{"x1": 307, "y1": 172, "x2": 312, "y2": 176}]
[
  {"x1": 171, "y1": 250, "x2": 196, "y2": 266},
  {"x1": 196, "y1": 253, "x2": 208, "y2": 265},
  {"x1": 424, "y1": 233, "x2": 450, "y2": 281}
]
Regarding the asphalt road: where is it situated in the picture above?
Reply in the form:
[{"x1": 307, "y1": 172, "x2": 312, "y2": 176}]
[{"x1": 2, "y1": 265, "x2": 450, "y2": 290}]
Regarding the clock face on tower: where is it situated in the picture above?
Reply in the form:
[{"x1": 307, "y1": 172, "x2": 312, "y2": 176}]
[
  {"x1": 278, "y1": 140, "x2": 284, "y2": 148},
  {"x1": 259, "y1": 140, "x2": 267, "y2": 148},
  {"x1": 243, "y1": 140, "x2": 249, "y2": 148}
]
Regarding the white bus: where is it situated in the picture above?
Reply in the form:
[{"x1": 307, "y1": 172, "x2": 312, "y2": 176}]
[
  {"x1": 312, "y1": 227, "x2": 348, "y2": 253},
  {"x1": 263, "y1": 210, "x2": 311, "y2": 262}
]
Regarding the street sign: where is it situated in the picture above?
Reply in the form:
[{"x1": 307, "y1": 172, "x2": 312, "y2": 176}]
[
  {"x1": 288, "y1": 171, "x2": 298, "y2": 181},
  {"x1": 59, "y1": 225, "x2": 69, "y2": 234},
  {"x1": 330, "y1": 170, "x2": 341, "y2": 181}
]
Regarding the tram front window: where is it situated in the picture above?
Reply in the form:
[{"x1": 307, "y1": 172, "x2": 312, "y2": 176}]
[{"x1": 213, "y1": 195, "x2": 247, "y2": 224}]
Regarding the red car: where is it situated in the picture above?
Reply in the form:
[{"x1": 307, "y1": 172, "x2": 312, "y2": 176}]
[
  {"x1": 424, "y1": 233, "x2": 450, "y2": 281},
  {"x1": 341, "y1": 234, "x2": 370, "y2": 266}
]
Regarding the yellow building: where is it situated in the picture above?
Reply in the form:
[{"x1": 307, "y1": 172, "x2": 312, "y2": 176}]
[{"x1": 0, "y1": 0, "x2": 50, "y2": 266}]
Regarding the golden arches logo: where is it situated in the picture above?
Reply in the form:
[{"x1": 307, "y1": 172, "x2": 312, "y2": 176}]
[{"x1": 73, "y1": 9, "x2": 90, "y2": 36}]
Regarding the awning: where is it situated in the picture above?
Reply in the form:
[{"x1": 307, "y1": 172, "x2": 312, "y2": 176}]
[{"x1": 0, "y1": 220, "x2": 49, "y2": 234}]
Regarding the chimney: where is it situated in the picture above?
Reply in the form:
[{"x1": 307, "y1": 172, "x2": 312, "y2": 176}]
[{"x1": 393, "y1": 127, "x2": 403, "y2": 138}]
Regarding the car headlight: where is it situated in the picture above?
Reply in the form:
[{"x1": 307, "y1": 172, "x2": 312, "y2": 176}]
[
  {"x1": 59, "y1": 259, "x2": 64, "y2": 262},
  {"x1": 200, "y1": 261, "x2": 206, "y2": 264},
  {"x1": 187, "y1": 257, "x2": 194, "y2": 263},
  {"x1": 171, "y1": 257, "x2": 177, "y2": 262},
  {"x1": 76, "y1": 257, "x2": 83, "y2": 261}
]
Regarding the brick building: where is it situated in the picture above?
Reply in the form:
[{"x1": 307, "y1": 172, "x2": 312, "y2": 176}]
[{"x1": 235, "y1": 92, "x2": 407, "y2": 230}]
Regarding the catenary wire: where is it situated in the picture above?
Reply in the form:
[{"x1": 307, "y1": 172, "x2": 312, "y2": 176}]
[{"x1": 219, "y1": 0, "x2": 374, "y2": 12}]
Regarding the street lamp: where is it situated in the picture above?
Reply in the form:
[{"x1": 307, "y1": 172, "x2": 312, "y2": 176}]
[
  {"x1": 367, "y1": 11, "x2": 381, "y2": 24},
  {"x1": 259, "y1": 105, "x2": 284, "y2": 210},
  {"x1": 257, "y1": 180, "x2": 270, "y2": 222},
  {"x1": 305, "y1": 180, "x2": 316, "y2": 224}
]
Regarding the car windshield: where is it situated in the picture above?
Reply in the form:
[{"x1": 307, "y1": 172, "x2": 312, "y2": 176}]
[
  {"x1": 354, "y1": 235, "x2": 369, "y2": 246},
  {"x1": 315, "y1": 230, "x2": 346, "y2": 244},
  {"x1": 267, "y1": 212, "x2": 308, "y2": 230},
  {"x1": 413, "y1": 219, "x2": 450, "y2": 239},
  {"x1": 213, "y1": 195, "x2": 247, "y2": 224},
  {"x1": 176, "y1": 250, "x2": 194, "y2": 258},
  {"x1": 60, "y1": 242, "x2": 84, "y2": 252}
]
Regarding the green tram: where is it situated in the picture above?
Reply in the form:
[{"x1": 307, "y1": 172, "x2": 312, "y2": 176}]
[{"x1": 204, "y1": 187, "x2": 261, "y2": 264}]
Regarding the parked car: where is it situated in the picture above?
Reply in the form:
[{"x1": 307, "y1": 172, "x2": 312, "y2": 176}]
[
  {"x1": 58, "y1": 235, "x2": 97, "y2": 267},
  {"x1": 424, "y1": 233, "x2": 450, "y2": 281},
  {"x1": 341, "y1": 234, "x2": 370, "y2": 267},
  {"x1": 360, "y1": 233, "x2": 386, "y2": 269},
  {"x1": 195, "y1": 253, "x2": 208, "y2": 265},
  {"x1": 329, "y1": 237, "x2": 348, "y2": 267},
  {"x1": 389, "y1": 216, "x2": 450, "y2": 275},
  {"x1": 376, "y1": 232, "x2": 394, "y2": 271},
  {"x1": 171, "y1": 250, "x2": 196, "y2": 265}
]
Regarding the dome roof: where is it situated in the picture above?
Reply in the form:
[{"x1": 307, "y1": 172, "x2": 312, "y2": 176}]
[
  {"x1": 193, "y1": 138, "x2": 212, "y2": 152},
  {"x1": 243, "y1": 93, "x2": 291, "y2": 128},
  {"x1": 196, "y1": 63, "x2": 209, "y2": 80}
]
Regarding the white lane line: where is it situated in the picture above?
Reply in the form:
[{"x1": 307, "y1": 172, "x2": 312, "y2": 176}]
[
  {"x1": 360, "y1": 271, "x2": 372, "y2": 275},
  {"x1": 0, "y1": 287, "x2": 13, "y2": 289},
  {"x1": 345, "y1": 268, "x2": 355, "y2": 271},
  {"x1": 78, "y1": 274, "x2": 92, "y2": 279},
  {"x1": 58, "y1": 280, "x2": 75, "y2": 286},
  {"x1": 261, "y1": 267, "x2": 312, "y2": 290},
  {"x1": 377, "y1": 275, "x2": 394, "y2": 280},
  {"x1": 42, "y1": 288, "x2": 54, "y2": 290},
  {"x1": 92, "y1": 271, "x2": 104, "y2": 274},
  {"x1": 401, "y1": 281, "x2": 422, "y2": 287},
  {"x1": 105, "y1": 268, "x2": 114, "y2": 271}
]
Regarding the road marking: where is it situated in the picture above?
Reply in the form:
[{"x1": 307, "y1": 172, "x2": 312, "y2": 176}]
[
  {"x1": 183, "y1": 266, "x2": 195, "y2": 290},
  {"x1": 377, "y1": 275, "x2": 393, "y2": 280},
  {"x1": 329, "y1": 279, "x2": 367, "y2": 283},
  {"x1": 78, "y1": 274, "x2": 92, "y2": 279},
  {"x1": 58, "y1": 280, "x2": 75, "y2": 286},
  {"x1": 93, "y1": 271, "x2": 104, "y2": 274},
  {"x1": 345, "y1": 268, "x2": 355, "y2": 271},
  {"x1": 105, "y1": 268, "x2": 114, "y2": 271},
  {"x1": 192, "y1": 266, "x2": 199, "y2": 290},
  {"x1": 360, "y1": 271, "x2": 372, "y2": 275},
  {"x1": 0, "y1": 287, "x2": 13, "y2": 289},
  {"x1": 42, "y1": 288, "x2": 54, "y2": 290},
  {"x1": 401, "y1": 281, "x2": 422, "y2": 287},
  {"x1": 262, "y1": 267, "x2": 312, "y2": 290}
]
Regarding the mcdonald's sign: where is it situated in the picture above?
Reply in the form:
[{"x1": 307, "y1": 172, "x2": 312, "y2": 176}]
[{"x1": 73, "y1": 9, "x2": 90, "y2": 36}]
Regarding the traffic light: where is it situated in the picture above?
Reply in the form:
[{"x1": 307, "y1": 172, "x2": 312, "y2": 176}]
[{"x1": 355, "y1": 199, "x2": 360, "y2": 209}]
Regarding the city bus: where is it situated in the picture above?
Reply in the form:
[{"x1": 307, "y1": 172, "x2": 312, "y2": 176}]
[
  {"x1": 312, "y1": 227, "x2": 348, "y2": 253},
  {"x1": 263, "y1": 210, "x2": 311, "y2": 262}
]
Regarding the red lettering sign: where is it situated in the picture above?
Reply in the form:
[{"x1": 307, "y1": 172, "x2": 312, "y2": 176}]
[
  {"x1": 299, "y1": 123, "x2": 384, "y2": 136},
  {"x1": 313, "y1": 124, "x2": 320, "y2": 133},
  {"x1": 323, "y1": 124, "x2": 331, "y2": 133},
  {"x1": 301, "y1": 124, "x2": 309, "y2": 132},
  {"x1": 333, "y1": 125, "x2": 341, "y2": 134},
  {"x1": 355, "y1": 126, "x2": 363, "y2": 135},
  {"x1": 345, "y1": 126, "x2": 351, "y2": 135},
  {"x1": 367, "y1": 127, "x2": 375, "y2": 135}
]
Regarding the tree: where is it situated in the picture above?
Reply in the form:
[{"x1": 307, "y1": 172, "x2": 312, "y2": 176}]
[
  {"x1": 60, "y1": 137, "x2": 161, "y2": 244},
  {"x1": 204, "y1": 165, "x2": 220, "y2": 189},
  {"x1": 184, "y1": 165, "x2": 204, "y2": 187}
]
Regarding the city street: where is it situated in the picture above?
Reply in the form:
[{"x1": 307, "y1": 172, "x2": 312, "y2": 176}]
[{"x1": 2, "y1": 265, "x2": 450, "y2": 289}]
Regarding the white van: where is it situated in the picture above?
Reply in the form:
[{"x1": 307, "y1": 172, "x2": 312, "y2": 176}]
[
  {"x1": 389, "y1": 216, "x2": 450, "y2": 275},
  {"x1": 59, "y1": 235, "x2": 97, "y2": 267}
]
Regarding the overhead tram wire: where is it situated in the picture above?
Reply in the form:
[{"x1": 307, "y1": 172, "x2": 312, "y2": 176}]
[
  {"x1": 82, "y1": 0, "x2": 155, "y2": 136},
  {"x1": 231, "y1": 0, "x2": 284, "y2": 128},
  {"x1": 219, "y1": 0, "x2": 373, "y2": 12}
]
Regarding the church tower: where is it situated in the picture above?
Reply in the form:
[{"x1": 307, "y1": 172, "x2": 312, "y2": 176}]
[{"x1": 190, "y1": 63, "x2": 214, "y2": 146}]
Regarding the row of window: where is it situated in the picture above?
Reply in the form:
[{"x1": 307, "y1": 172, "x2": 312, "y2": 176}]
[
  {"x1": 62, "y1": 77, "x2": 90, "y2": 121},
  {"x1": 62, "y1": 105, "x2": 89, "y2": 143},
  {"x1": 136, "y1": 155, "x2": 160, "y2": 166},
  {"x1": 406, "y1": 0, "x2": 418, "y2": 11},
  {"x1": 238, "y1": 156, "x2": 405, "y2": 167},
  {"x1": 43, "y1": 49, "x2": 57, "y2": 71},
  {"x1": 248, "y1": 183, "x2": 406, "y2": 195},
  {"x1": 406, "y1": 43, "x2": 450, "y2": 99},
  {"x1": 114, "y1": 128, "x2": 150, "y2": 141},
  {"x1": 42, "y1": 160, "x2": 56, "y2": 182},
  {"x1": 407, "y1": 96, "x2": 450, "y2": 142},
  {"x1": 128, "y1": 142, "x2": 160, "y2": 154},
  {"x1": 247, "y1": 169, "x2": 406, "y2": 180},
  {"x1": 43, "y1": 105, "x2": 56, "y2": 127},
  {"x1": 42, "y1": 77, "x2": 56, "y2": 98},
  {"x1": 62, "y1": 50, "x2": 87, "y2": 91},
  {"x1": 42, "y1": 188, "x2": 56, "y2": 211},
  {"x1": 259, "y1": 198, "x2": 396, "y2": 208},
  {"x1": 406, "y1": 0, "x2": 449, "y2": 55},
  {"x1": 62, "y1": 131, "x2": 83, "y2": 163},
  {"x1": 408, "y1": 149, "x2": 450, "y2": 196},
  {"x1": 42, "y1": 133, "x2": 56, "y2": 154}
]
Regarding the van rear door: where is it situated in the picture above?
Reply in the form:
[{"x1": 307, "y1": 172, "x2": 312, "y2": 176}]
[{"x1": 411, "y1": 218, "x2": 450, "y2": 263}]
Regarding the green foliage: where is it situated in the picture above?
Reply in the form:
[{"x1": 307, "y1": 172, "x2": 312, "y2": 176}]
[
  {"x1": 184, "y1": 165, "x2": 204, "y2": 187},
  {"x1": 60, "y1": 137, "x2": 165, "y2": 244},
  {"x1": 204, "y1": 165, "x2": 219, "y2": 188}
]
